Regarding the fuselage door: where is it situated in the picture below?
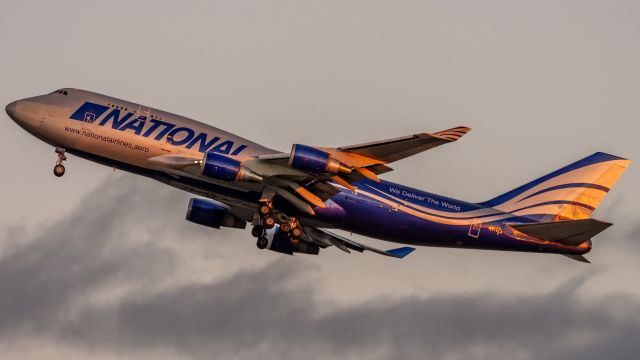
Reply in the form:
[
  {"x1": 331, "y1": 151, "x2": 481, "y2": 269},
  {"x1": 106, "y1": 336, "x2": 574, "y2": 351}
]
[
  {"x1": 468, "y1": 224, "x2": 481, "y2": 238},
  {"x1": 134, "y1": 104, "x2": 157, "y2": 151},
  {"x1": 136, "y1": 104, "x2": 151, "y2": 120}
]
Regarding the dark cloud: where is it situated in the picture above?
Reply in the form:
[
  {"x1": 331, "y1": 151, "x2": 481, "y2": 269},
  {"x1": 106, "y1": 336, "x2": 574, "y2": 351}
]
[
  {"x1": 0, "y1": 177, "x2": 178, "y2": 334},
  {"x1": 0, "y1": 176, "x2": 639, "y2": 360},
  {"x1": 103, "y1": 270, "x2": 640, "y2": 360}
]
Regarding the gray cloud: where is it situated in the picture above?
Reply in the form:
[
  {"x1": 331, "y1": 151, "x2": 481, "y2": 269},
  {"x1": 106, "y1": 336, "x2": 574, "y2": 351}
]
[
  {"x1": 1, "y1": 175, "x2": 639, "y2": 360},
  {"x1": 102, "y1": 271, "x2": 640, "y2": 360},
  {"x1": 0, "y1": 177, "x2": 177, "y2": 335}
]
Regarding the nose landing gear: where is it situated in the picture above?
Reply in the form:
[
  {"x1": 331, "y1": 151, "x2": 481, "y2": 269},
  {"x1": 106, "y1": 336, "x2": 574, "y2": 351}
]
[{"x1": 53, "y1": 146, "x2": 67, "y2": 177}]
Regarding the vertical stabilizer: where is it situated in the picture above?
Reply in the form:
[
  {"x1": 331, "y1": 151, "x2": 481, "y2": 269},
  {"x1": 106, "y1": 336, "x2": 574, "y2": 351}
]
[{"x1": 480, "y1": 152, "x2": 630, "y2": 221}]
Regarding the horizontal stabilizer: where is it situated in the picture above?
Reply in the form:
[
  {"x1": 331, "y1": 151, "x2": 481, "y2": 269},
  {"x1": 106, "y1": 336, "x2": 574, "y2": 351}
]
[
  {"x1": 509, "y1": 218, "x2": 612, "y2": 246},
  {"x1": 562, "y1": 254, "x2": 591, "y2": 263}
]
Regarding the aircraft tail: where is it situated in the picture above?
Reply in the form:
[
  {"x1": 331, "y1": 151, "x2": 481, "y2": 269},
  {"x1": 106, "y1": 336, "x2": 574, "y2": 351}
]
[
  {"x1": 509, "y1": 218, "x2": 612, "y2": 263},
  {"x1": 479, "y1": 152, "x2": 631, "y2": 221},
  {"x1": 509, "y1": 218, "x2": 612, "y2": 246}
]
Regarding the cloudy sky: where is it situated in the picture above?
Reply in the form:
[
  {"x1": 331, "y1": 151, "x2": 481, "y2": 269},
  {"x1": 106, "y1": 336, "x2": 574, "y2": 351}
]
[{"x1": 1, "y1": 1, "x2": 639, "y2": 359}]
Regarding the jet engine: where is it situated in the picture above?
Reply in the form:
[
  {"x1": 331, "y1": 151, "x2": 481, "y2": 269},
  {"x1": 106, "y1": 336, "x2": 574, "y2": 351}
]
[
  {"x1": 288, "y1": 144, "x2": 351, "y2": 174},
  {"x1": 201, "y1": 152, "x2": 262, "y2": 182},
  {"x1": 186, "y1": 198, "x2": 246, "y2": 229},
  {"x1": 259, "y1": 224, "x2": 320, "y2": 255}
]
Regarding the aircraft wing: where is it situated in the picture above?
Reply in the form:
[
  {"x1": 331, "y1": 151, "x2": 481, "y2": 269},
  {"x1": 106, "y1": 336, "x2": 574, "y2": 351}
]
[
  {"x1": 256, "y1": 126, "x2": 471, "y2": 168},
  {"x1": 250, "y1": 125, "x2": 470, "y2": 181},
  {"x1": 253, "y1": 126, "x2": 470, "y2": 207},
  {"x1": 333, "y1": 126, "x2": 472, "y2": 163},
  {"x1": 147, "y1": 126, "x2": 470, "y2": 216},
  {"x1": 304, "y1": 227, "x2": 415, "y2": 259}
]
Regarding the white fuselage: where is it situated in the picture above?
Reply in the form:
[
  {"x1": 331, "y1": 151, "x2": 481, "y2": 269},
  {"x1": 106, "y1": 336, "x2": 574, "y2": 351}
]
[{"x1": 9, "y1": 88, "x2": 277, "y2": 172}]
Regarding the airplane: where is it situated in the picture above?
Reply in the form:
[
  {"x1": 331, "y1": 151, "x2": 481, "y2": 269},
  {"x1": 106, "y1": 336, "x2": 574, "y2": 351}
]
[{"x1": 5, "y1": 88, "x2": 631, "y2": 262}]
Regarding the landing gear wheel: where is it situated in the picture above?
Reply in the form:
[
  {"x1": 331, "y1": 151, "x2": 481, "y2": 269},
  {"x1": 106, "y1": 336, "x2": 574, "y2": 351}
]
[
  {"x1": 53, "y1": 164, "x2": 66, "y2": 177},
  {"x1": 291, "y1": 227, "x2": 303, "y2": 239},
  {"x1": 280, "y1": 222, "x2": 292, "y2": 233},
  {"x1": 259, "y1": 204, "x2": 272, "y2": 216},
  {"x1": 251, "y1": 225, "x2": 264, "y2": 238},
  {"x1": 263, "y1": 216, "x2": 276, "y2": 229},
  {"x1": 53, "y1": 146, "x2": 67, "y2": 177},
  {"x1": 256, "y1": 237, "x2": 268, "y2": 249}
]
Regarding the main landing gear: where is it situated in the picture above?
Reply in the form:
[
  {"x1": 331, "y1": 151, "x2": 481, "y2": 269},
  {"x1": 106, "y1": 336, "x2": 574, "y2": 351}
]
[
  {"x1": 252, "y1": 201, "x2": 304, "y2": 249},
  {"x1": 259, "y1": 203, "x2": 276, "y2": 229},
  {"x1": 53, "y1": 146, "x2": 67, "y2": 177},
  {"x1": 253, "y1": 201, "x2": 273, "y2": 249},
  {"x1": 279, "y1": 218, "x2": 302, "y2": 246},
  {"x1": 256, "y1": 234, "x2": 269, "y2": 249}
]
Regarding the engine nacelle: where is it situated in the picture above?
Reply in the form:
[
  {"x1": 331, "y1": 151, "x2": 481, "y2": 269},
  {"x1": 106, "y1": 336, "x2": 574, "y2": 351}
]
[
  {"x1": 288, "y1": 144, "x2": 351, "y2": 174},
  {"x1": 264, "y1": 225, "x2": 319, "y2": 255},
  {"x1": 201, "y1": 152, "x2": 262, "y2": 182},
  {"x1": 186, "y1": 198, "x2": 246, "y2": 229}
]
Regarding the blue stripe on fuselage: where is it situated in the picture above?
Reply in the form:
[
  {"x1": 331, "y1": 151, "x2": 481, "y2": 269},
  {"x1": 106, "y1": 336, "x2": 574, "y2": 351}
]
[
  {"x1": 478, "y1": 152, "x2": 624, "y2": 207},
  {"x1": 516, "y1": 182, "x2": 609, "y2": 203},
  {"x1": 359, "y1": 179, "x2": 483, "y2": 213},
  {"x1": 69, "y1": 102, "x2": 109, "y2": 123},
  {"x1": 508, "y1": 200, "x2": 596, "y2": 213}
]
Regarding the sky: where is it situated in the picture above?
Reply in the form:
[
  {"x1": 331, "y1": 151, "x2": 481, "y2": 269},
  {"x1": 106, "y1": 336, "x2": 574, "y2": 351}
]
[{"x1": 0, "y1": 1, "x2": 639, "y2": 359}]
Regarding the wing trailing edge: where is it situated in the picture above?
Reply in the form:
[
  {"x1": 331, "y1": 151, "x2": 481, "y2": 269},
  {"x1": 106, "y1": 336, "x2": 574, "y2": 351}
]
[{"x1": 310, "y1": 228, "x2": 416, "y2": 259}]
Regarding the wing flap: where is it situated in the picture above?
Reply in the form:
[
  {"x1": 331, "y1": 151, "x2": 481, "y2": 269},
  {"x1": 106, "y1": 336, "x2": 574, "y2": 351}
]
[{"x1": 311, "y1": 228, "x2": 415, "y2": 258}]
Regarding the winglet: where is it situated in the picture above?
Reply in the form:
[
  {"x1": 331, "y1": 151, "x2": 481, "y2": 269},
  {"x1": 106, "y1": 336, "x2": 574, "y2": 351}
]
[
  {"x1": 385, "y1": 247, "x2": 416, "y2": 259},
  {"x1": 430, "y1": 126, "x2": 472, "y2": 142}
]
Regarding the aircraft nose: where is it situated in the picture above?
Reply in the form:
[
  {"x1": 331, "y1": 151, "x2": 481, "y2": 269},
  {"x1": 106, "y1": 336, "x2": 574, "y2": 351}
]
[{"x1": 5, "y1": 101, "x2": 17, "y2": 119}]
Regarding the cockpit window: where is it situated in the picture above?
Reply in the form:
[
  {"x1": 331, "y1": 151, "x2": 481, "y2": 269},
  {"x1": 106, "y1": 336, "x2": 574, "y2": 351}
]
[{"x1": 51, "y1": 89, "x2": 68, "y2": 95}]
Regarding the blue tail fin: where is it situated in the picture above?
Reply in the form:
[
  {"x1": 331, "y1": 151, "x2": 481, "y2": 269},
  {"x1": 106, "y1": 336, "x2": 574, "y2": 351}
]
[{"x1": 479, "y1": 152, "x2": 630, "y2": 221}]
